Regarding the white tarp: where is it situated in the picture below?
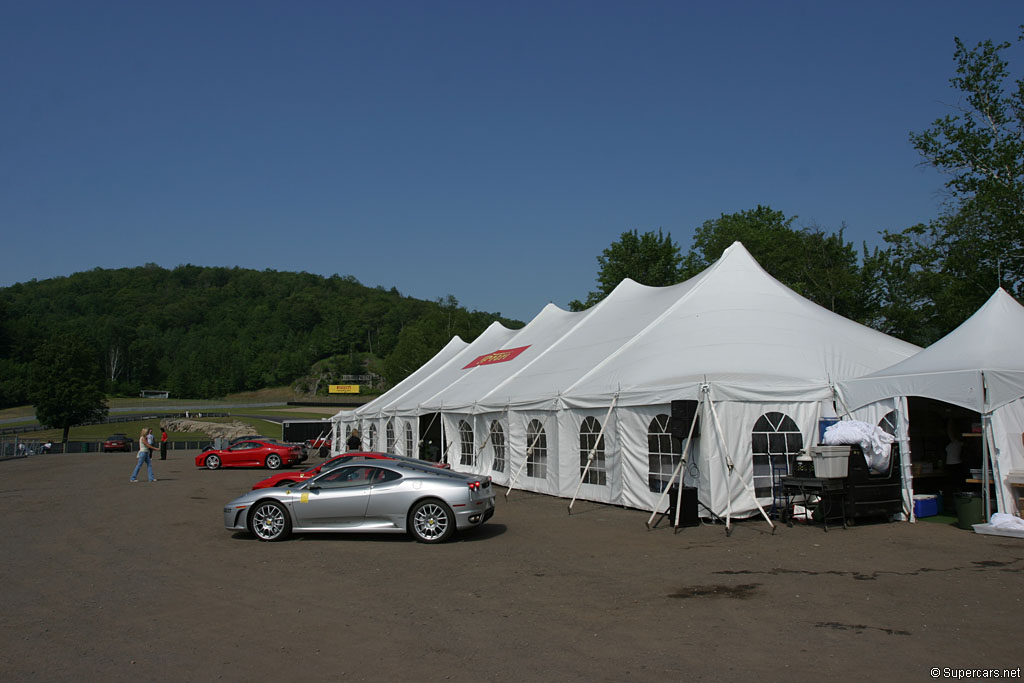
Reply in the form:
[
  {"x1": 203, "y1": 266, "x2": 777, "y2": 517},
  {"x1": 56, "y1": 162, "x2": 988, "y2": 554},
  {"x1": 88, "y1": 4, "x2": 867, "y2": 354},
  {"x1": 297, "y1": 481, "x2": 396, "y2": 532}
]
[
  {"x1": 336, "y1": 242, "x2": 921, "y2": 518},
  {"x1": 839, "y1": 289, "x2": 1024, "y2": 515}
]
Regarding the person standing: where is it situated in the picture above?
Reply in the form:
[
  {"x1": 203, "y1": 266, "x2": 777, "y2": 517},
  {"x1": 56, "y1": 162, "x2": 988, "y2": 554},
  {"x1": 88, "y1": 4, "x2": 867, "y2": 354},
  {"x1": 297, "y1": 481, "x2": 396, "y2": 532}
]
[
  {"x1": 130, "y1": 428, "x2": 156, "y2": 482},
  {"x1": 346, "y1": 429, "x2": 361, "y2": 451},
  {"x1": 159, "y1": 427, "x2": 168, "y2": 460}
]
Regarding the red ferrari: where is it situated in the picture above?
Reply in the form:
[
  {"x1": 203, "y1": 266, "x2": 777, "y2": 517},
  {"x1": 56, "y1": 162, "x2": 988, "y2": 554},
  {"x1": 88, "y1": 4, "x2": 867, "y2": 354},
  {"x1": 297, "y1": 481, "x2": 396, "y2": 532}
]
[
  {"x1": 251, "y1": 452, "x2": 393, "y2": 489},
  {"x1": 195, "y1": 439, "x2": 305, "y2": 470},
  {"x1": 250, "y1": 451, "x2": 450, "y2": 489}
]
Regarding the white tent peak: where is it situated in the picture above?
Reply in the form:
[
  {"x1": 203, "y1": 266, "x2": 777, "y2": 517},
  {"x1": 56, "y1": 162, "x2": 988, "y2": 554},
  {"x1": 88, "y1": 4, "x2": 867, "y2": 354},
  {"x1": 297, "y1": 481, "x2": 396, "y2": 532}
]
[
  {"x1": 907, "y1": 288, "x2": 1024, "y2": 373},
  {"x1": 840, "y1": 287, "x2": 1024, "y2": 413}
]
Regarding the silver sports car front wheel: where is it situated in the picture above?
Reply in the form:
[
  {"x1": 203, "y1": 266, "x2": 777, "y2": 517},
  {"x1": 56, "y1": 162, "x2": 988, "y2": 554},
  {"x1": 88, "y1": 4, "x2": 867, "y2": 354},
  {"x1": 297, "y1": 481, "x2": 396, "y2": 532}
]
[
  {"x1": 409, "y1": 499, "x2": 455, "y2": 544},
  {"x1": 250, "y1": 501, "x2": 291, "y2": 542}
]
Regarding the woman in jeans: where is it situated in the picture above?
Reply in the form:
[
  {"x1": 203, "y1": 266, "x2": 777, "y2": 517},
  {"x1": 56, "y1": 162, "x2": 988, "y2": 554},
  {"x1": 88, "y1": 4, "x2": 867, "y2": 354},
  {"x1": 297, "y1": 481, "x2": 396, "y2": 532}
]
[{"x1": 130, "y1": 427, "x2": 156, "y2": 482}]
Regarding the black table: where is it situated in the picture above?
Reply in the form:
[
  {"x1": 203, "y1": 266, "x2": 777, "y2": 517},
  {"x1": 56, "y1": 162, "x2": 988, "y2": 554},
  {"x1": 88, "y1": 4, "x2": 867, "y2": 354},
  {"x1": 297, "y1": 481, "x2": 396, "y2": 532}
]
[{"x1": 780, "y1": 476, "x2": 848, "y2": 531}]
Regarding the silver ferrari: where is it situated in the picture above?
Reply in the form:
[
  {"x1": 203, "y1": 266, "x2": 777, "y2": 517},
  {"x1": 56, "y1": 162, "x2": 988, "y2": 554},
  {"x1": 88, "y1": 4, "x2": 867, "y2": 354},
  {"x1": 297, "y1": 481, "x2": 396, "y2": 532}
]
[{"x1": 224, "y1": 457, "x2": 495, "y2": 543}]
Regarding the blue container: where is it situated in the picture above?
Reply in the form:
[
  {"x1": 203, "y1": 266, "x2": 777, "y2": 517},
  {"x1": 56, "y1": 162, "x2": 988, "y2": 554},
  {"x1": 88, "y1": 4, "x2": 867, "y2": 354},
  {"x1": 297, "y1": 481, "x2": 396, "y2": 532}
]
[
  {"x1": 818, "y1": 417, "x2": 839, "y2": 443},
  {"x1": 913, "y1": 494, "x2": 939, "y2": 518}
]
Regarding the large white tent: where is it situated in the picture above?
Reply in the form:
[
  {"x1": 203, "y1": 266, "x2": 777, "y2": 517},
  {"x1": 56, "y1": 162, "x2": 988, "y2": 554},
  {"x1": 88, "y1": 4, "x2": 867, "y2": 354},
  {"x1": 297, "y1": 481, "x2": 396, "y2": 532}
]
[
  {"x1": 839, "y1": 288, "x2": 1024, "y2": 516},
  {"x1": 334, "y1": 242, "x2": 920, "y2": 520}
]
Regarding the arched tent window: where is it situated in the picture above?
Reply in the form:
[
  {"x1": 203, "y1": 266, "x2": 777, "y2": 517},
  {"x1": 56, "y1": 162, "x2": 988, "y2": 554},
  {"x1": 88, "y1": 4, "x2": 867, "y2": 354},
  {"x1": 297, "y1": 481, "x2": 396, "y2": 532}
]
[
  {"x1": 404, "y1": 422, "x2": 415, "y2": 457},
  {"x1": 648, "y1": 414, "x2": 682, "y2": 492},
  {"x1": 490, "y1": 421, "x2": 506, "y2": 473},
  {"x1": 878, "y1": 411, "x2": 899, "y2": 436},
  {"x1": 526, "y1": 419, "x2": 547, "y2": 479},
  {"x1": 877, "y1": 410, "x2": 901, "y2": 469},
  {"x1": 751, "y1": 412, "x2": 803, "y2": 499},
  {"x1": 579, "y1": 416, "x2": 606, "y2": 486},
  {"x1": 459, "y1": 420, "x2": 475, "y2": 466},
  {"x1": 385, "y1": 419, "x2": 396, "y2": 452},
  {"x1": 368, "y1": 424, "x2": 377, "y2": 451}
]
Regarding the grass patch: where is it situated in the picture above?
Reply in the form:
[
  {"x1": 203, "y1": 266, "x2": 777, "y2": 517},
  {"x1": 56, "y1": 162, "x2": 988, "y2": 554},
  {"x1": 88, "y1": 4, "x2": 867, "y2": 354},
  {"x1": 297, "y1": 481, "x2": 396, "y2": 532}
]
[{"x1": 920, "y1": 513, "x2": 960, "y2": 526}]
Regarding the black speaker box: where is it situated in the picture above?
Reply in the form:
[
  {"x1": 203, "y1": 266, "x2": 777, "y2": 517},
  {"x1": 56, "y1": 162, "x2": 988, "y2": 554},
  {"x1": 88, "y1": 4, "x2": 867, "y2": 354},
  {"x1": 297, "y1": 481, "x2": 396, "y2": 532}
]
[
  {"x1": 666, "y1": 485, "x2": 699, "y2": 528},
  {"x1": 670, "y1": 399, "x2": 700, "y2": 438}
]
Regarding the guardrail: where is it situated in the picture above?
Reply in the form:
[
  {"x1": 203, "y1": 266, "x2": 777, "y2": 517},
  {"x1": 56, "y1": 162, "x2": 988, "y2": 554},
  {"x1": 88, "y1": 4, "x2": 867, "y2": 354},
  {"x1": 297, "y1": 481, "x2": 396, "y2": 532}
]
[
  {"x1": 0, "y1": 413, "x2": 230, "y2": 437},
  {"x1": 0, "y1": 439, "x2": 217, "y2": 458}
]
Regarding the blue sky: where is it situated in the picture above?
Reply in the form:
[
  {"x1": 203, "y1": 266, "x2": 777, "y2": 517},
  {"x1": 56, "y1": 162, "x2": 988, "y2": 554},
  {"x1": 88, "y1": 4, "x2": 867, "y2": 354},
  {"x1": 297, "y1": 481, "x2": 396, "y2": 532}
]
[{"x1": 1, "y1": 2, "x2": 1020, "y2": 322}]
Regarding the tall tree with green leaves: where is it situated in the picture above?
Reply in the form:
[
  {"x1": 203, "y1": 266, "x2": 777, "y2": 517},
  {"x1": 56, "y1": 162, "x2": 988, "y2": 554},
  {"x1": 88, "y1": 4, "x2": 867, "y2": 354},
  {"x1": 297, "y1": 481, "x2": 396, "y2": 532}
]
[
  {"x1": 29, "y1": 334, "x2": 109, "y2": 445},
  {"x1": 569, "y1": 229, "x2": 683, "y2": 310},
  {"x1": 883, "y1": 27, "x2": 1024, "y2": 337},
  {"x1": 682, "y1": 206, "x2": 866, "y2": 321}
]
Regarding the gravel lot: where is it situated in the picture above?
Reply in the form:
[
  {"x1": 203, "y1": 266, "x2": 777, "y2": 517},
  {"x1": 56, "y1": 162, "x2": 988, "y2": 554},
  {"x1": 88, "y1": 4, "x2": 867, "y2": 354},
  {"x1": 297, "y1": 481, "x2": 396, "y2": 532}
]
[{"x1": 1, "y1": 451, "x2": 1021, "y2": 682}]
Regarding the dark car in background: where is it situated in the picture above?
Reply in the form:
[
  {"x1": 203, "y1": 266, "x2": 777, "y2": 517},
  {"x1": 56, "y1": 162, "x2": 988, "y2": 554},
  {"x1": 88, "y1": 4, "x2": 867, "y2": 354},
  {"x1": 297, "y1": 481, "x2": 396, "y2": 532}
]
[{"x1": 102, "y1": 434, "x2": 133, "y2": 452}]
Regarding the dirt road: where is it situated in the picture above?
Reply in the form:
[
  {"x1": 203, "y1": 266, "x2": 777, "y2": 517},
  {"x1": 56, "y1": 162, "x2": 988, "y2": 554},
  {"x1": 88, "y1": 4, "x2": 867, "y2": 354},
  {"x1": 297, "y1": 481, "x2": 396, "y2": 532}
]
[{"x1": 1, "y1": 452, "x2": 1020, "y2": 682}]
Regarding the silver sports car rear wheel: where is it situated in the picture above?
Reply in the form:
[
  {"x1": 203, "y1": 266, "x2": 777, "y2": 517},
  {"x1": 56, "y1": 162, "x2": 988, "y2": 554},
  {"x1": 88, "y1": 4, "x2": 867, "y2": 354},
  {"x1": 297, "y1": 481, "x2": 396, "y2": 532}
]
[
  {"x1": 409, "y1": 499, "x2": 455, "y2": 544},
  {"x1": 250, "y1": 501, "x2": 291, "y2": 541},
  {"x1": 205, "y1": 454, "x2": 221, "y2": 469},
  {"x1": 265, "y1": 454, "x2": 282, "y2": 470}
]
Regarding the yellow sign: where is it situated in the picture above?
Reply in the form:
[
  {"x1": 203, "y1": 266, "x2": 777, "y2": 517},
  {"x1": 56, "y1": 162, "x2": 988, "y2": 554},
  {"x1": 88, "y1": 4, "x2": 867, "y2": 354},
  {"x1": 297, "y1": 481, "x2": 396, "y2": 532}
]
[{"x1": 329, "y1": 384, "x2": 360, "y2": 394}]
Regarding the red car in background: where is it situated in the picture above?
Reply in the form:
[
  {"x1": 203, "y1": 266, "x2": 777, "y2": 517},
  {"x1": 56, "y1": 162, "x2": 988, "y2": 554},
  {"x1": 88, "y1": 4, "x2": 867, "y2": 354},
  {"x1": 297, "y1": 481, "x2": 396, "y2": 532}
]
[
  {"x1": 251, "y1": 452, "x2": 393, "y2": 489},
  {"x1": 250, "y1": 451, "x2": 450, "y2": 489},
  {"x1": 196, "y1": 439, "x2": 305, "y2": 470},
  {"x1": 102, "y1": 434, "x2": 133, "y2": 452}
]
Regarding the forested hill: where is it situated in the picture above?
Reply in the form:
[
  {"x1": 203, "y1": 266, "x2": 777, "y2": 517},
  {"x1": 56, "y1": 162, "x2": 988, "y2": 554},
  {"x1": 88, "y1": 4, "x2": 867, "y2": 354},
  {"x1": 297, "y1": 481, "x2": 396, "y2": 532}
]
[{"x1": 0, "y1": 264, "x2": 521, "y2": 408}]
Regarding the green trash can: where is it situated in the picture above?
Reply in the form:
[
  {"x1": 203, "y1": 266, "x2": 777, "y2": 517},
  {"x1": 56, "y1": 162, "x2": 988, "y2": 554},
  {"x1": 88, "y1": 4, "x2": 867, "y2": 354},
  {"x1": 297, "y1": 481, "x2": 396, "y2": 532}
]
[{"x1": 955, "y1": 492, "x2": 985, "y2": 530}]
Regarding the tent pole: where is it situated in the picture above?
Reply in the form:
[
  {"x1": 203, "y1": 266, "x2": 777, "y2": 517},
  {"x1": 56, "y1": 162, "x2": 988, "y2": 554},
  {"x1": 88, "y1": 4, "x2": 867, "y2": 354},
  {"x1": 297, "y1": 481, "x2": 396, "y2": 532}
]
[
  {"x1": 704, "y1": 385, "x2": 776, "y2": 534},
  {"x1": 983, "y1": 414, "x2": 1004, "y2": 517},
  {"x1": 569, "y1": 395, "x2": 618, "y2": 514},
  {"x1": 702, "y1": 384, "x2": 733, "y2": 533},
  {"x1": 895, "y1": 397, "x2": 914, "y2": 521},
  {"x1": 982, "y1": 412, "x2": 991, "y2": 520},
  {"x1": 472, "y1": 404, "x2": 499, "y2": 470},
  {"x1": 646, "y1": 396, "x2": 702, "y2": 529},
  {"x1": 832, "y1": 384, "x2": 854, "y2": 420},
  {"x1": 439, "y1": 407, "x2": 451, "y2": 465},
  {"x1": 979, "y1": 373, "x2": 1006, "y2": 518}
]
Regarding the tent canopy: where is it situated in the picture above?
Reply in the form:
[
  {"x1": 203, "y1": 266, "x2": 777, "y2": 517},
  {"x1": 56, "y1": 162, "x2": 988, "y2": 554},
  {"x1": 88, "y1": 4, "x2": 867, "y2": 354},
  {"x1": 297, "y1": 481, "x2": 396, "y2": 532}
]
[
  {"x1": 839, "y1": 288, "x2": 1024, "y2": 414},
  {"x1": 335, "y1": 241, "x2": 925, "y2": 519},
  {"x1": 345, "y1": 241, "x2": 921, "y2": 417}
]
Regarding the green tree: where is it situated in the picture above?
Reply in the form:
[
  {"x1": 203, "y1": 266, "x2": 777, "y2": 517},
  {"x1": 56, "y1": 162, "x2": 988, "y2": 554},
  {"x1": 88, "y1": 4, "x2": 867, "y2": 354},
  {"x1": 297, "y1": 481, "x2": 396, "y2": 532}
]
[
  {"x1": 569, "y1": 229, "x2": 683, "y2": 310},
  {"x1": 682, "y1": 205, "x2": 800, "y2": 276},
  {"x1": 888, "y1": 27, "x2": 1024, "y2": 333},
  {"x1": 682, "y1": 206, "x2": 866, "y2": 320},
  {"x1": 29, "y1": 334, "x2": 108, "y2": 444}
]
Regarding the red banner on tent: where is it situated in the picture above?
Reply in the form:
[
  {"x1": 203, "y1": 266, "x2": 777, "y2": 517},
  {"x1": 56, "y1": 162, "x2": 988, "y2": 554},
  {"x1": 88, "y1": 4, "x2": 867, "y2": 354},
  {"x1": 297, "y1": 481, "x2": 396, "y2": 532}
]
[{"x1": 463, "y1": 345, "x2": 531, "y2": 369}]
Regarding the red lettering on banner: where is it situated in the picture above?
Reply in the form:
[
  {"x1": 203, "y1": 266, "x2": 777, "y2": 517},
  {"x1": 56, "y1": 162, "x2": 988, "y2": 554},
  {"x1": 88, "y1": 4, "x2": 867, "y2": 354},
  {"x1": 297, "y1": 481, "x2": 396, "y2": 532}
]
[{"x1": 463, "y1": 345, "x2": 531, "y2": 369}]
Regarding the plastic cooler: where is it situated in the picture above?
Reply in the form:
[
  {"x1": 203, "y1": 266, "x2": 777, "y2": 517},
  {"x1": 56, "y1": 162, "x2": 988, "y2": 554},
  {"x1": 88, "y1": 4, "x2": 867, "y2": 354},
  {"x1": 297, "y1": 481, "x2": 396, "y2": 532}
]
[
  {"x1": 810, "y1": 446, "x2": 850, "y2": 478},
  {"x1": 913, "y1": 494, "x2": 939, "y2": 518}
]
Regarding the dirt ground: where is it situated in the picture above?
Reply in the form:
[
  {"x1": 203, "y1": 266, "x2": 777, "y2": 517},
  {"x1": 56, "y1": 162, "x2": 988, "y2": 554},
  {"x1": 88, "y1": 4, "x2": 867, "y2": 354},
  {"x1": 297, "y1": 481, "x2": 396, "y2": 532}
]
[{"x1": 1, "y1": 452, "x2": 1021, "y2": 682}]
